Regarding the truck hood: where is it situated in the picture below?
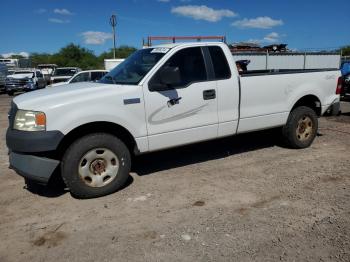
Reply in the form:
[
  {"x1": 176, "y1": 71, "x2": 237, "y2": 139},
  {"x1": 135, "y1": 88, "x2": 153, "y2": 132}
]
[
  {"x1": 13, "y1": 82, "x2": 120, "y2": 111},
  {"x1": 7, "y1": 73, "x2": 33, "y2": 79}
]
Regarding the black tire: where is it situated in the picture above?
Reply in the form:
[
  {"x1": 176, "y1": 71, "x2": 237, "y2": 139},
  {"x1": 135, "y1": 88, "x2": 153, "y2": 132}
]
[
  {"x1": 282, "y1": 106, "x2": 318, "y2": 149},
  {"x1": 7, "y1": 91, "x2": 14, "y2": 96},
  {"x1": 61, "y1": 133, "x2": 131, "y2": 199}
]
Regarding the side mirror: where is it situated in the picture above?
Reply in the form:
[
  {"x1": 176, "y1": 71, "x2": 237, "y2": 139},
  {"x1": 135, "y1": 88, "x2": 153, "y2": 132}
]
[{"x1": 149, "y1": 66, "x2": 181, "y2": 92}]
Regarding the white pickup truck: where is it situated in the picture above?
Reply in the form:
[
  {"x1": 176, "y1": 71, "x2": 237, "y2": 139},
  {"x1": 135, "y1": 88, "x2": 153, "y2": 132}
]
[{"x1": 6, "y1": 42, "x2": 342, "y2": 198}]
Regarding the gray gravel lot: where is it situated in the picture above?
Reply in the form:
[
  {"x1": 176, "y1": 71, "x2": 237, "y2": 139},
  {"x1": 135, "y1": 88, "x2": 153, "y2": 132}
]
[{"x1": 0, "y1": 94, "x2": 349, "y2": 262}]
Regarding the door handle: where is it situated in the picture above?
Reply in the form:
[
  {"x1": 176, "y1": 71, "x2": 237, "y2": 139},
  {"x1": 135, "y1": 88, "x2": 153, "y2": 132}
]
[
  {"x1": 203, "y1": 89, "x2": 216, "y2": 100},
  {"x1": 167, "y1": 97, "x2": 182, "y2": 107}
]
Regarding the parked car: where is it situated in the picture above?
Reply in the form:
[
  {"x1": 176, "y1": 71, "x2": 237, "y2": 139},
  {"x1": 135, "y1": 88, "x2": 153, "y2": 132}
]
[
  {"x1": 37, "y1": 64, "x2": 57, "y2": 84},
  {"x1": 7, "y1": 69, "x2": 15, "y2": 75},
  {"x1": 5, "y1": 69, "x2": 46, "y2": 96},
  {"x1": 340, "y1": 61, "x2": 350, "y2": 98},
  {"x1": 50, "y1": 70, "x2": 108, "y2": 87},
  {"x1": 0, "y1": 63, "x2": 8, "y2": 92},
  {"x1": 50, "y1": 67, "x2": 81, "y2": 84},
  {"x1": 7, "y1": 42, "x2": 341, "y2": 198}
]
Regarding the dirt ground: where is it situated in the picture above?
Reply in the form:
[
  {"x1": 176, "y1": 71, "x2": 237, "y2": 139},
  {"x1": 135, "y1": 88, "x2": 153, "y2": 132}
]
[{"x1": 0, "y1": 94, "x2": 349, "y2": 262}]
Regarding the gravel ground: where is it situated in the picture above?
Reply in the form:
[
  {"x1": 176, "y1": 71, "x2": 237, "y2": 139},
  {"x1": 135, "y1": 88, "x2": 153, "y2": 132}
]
[{"x1": 0, "y1": 94, "x2": 349, "y2": 262}]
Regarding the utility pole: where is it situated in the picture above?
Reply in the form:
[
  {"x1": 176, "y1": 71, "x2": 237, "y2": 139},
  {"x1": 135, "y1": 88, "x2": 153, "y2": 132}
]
[{"x1": 110, "y1": 14, "x2": 117, "y2": 59}]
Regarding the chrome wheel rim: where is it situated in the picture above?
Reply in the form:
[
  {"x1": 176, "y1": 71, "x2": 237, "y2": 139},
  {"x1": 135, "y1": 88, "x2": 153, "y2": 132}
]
[
  {"x1": 78, "y1": 148, "x2": 119, "y2": 187},
  {"x1": 296, "y1": 116, "x2": 313, "y2": 142}
]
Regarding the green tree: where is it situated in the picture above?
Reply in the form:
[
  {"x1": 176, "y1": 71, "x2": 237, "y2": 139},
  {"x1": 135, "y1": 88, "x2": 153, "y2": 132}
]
[
  {"x1": 341, "y1": 45, "x2": 350, "y2": 56},
  {"x1": 30, "y1": 53, "x2": 54, "y2": 67},
  {"x1": 99, "y1": 46, "x2": 136, "y2": 60},
  {"x1": 10, "y1": 55, "x2": 26, "y2": 59},
  {"x1": 53, "y1": 43, "x2": 101, "y2": 69},
  {"x1": 28, "y1": 44, "x2": 137, "y2": 70}
]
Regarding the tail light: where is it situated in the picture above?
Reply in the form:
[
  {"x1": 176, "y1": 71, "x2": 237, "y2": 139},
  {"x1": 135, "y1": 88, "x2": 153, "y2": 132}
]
[{"x1": 336, "y1": 77, "x2": 343, "y2": 95}]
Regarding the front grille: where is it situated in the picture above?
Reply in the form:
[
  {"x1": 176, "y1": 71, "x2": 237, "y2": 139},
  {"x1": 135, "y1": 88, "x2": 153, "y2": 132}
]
[{"x1": 6, "y1": 78, "x2": 30, "y2": 87}]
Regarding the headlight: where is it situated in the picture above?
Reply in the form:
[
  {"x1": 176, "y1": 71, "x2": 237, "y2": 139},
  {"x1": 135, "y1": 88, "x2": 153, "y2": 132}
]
[
  {"x1": 27, "y1": 78, "x2": 34, "y2": 83},
  {"x1": 14, "y1": 110, "x2": 46, "y2": 131},
  {"x1": 25, "y1": 83, "x2": 35, "y2": 89}
]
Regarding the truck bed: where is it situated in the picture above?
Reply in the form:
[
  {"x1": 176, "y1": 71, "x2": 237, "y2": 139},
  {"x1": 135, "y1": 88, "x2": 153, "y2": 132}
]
[{"x1": 237, "y1": 68, "x2": 340, "y2": 133}]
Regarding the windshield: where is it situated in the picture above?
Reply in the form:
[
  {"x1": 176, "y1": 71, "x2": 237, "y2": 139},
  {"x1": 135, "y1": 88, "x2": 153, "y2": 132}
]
[
  {"x1": 100, "y1": 48, "x2": 168, "y2": 85},
  {"x1": 54, "y1": 68, "x2": 77, "y2": 76}
]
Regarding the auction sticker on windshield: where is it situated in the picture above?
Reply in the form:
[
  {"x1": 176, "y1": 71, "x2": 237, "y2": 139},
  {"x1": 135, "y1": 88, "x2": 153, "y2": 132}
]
[{"x1": 151, "y1": 48, "x2": 170, "y2": 54}]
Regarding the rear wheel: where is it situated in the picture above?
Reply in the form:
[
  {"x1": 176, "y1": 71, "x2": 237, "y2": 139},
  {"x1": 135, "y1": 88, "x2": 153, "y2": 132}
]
[
  {"x1": 61, "y1": 133, "x2": 131, "y2": 199},
  {"x1": 282, "y1": 106, "x2": 318, "y2": 149},
  {"x1": 7, "y1": 91, "x2": 14, "y2": 96}
]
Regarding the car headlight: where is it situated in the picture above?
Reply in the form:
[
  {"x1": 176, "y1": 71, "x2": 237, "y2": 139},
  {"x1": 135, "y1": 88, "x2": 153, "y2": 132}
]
[
  {"x1": 25, "y1": 83, "x2": 35, "y2": 89},
  {"x1": 14, "y1": 110, "x2": 46, "y2": 131}
]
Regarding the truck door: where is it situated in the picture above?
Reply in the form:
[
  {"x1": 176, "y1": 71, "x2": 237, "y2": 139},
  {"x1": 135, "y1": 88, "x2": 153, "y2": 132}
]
[{"x1": 143, "y1": 47, "x2": 218, "y2": 151}]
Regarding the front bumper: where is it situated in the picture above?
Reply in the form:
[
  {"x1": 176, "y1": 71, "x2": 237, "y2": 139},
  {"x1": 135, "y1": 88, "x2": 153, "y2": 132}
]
[
  {"x1": 9, "y1": 152, "x2": 60, "y2": 184},
  {"x1": 6, "y1": 84, "x2": 25, "y2": 91},
  {"x1": 6, "y1": 103, "x2": 64, "y2": 184},
  {"x1": 6, "y1": 129, "x2": 64, "y2": 153},
  {"x1": 6, "y1": 84, "x2": 35, "y2": 92}
]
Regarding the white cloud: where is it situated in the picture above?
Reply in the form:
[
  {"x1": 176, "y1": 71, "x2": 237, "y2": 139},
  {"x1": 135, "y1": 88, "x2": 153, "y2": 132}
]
[
  {"x1": 232, "y1": 16, "x2": 283, "y2": 29},
  {"x1": 246, "y1": 39, "x2": 261, "y2": 44},
  {"x1": 157, "y1": 0, "x2": 170, "y2": 2},
  {"x1": 242, "y1": 32, "x2": 284, "y2": 45},
  {"x1": 54, "y1": 8, "x2": 73, "y2": 15},
  {"x1": 171, "y1": 5, "x2": 237, "y2": 22},
  {"x1": 263, "y1": 32, "x2": 279, "y2": 42},
  {"x1": 48, "y1": 18, "x2": 70, "y2": 24},
  {"x1": 2, "y1": 52, "x2": 29, "y2": 58},
  {"x1": 34, "y1": 8, "x2": 47, "y2": 14},
  {"x1": 80, "y1": 31, "x2": 113, "y2": 45}
]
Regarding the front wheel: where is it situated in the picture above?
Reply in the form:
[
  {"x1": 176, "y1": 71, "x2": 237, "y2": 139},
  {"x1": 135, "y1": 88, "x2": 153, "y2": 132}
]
[
  {"x1": 61, "y1": 133, "x2": 131, "y2": 199},
  {"x1": 282, "y1": 106, "x2": 318, "y2": 149}
]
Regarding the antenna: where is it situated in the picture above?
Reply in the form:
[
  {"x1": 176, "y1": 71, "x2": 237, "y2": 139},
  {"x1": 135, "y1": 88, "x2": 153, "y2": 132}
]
[{"x1": 109, "y1": 14, "x2": 117, "y2": 59}]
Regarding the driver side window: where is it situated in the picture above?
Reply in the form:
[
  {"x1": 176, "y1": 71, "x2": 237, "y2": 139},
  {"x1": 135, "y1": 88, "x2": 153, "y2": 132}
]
[
  {"x1": 71, "y1": 72, "x2": 89, "y2": 83},
  {"x1": 149, "y1": 47, "x2": 207, "y2": 90}
]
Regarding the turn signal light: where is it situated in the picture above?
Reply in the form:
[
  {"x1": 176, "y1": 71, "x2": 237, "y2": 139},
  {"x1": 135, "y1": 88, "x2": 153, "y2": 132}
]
[{"x1": 35, "y1": 113, "x2": 46, "y2": 126}]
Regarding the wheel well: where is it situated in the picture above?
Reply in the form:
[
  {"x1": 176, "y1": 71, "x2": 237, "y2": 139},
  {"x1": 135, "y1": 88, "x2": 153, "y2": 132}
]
[
  {"x1": 292, "y1": 95, "x2": 321, "y2": 116},
  {"x1": 56, "y1": 122, "x2": 137, "y2": 160}
]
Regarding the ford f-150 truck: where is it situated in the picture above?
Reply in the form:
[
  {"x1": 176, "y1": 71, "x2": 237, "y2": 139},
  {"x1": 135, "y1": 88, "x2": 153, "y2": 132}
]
[
  {"x1": 5, "y1": 69, "x2": 46, "y2": 96},
  {"x1": 6, "y1": 42, "x2": 342, "y2": 198}
]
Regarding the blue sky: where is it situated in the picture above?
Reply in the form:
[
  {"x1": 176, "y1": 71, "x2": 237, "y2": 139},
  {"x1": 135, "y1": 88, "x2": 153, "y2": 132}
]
[{"x1": 1, "y1": 0, "x2": 349, "y2": 57}]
